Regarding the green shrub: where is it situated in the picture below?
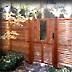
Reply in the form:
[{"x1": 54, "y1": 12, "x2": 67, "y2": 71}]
[{"x1": 0, "y1": 50, "x2": 25, "y2": 71}]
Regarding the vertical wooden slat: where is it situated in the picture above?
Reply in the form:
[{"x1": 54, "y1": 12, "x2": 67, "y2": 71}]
[
  {"x1": 41, "y1": 42, "x2": 44, "y2": 63},
  {"x1": 37, "y1": 19, "x2": 40, "y2": 41},
  {"x1": 52, "y1": 19, "x2": 55, "y2": 66},
  {"x1": 32, "y1": 19, "x2": 34, "y2": 61},
  {"x1": 9, "y1": 20, "x2": 12, "y2": 51},
  {"x1": 47, "y1": 19, "x2": 50, "y2": 42},
  {"x1": 57, "y1": 17, "x2": 59, "y2": 68},
  {"x1": 54, "y1": 17, "x2": 59, "y2": 68},
  {"x1": 29, "y1": 19, "x2": 33, "y2": 64}
]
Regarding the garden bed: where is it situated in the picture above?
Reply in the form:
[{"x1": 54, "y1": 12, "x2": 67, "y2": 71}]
[{"x1": 0, "y1": 50, "x2": 25, "y2": 71}]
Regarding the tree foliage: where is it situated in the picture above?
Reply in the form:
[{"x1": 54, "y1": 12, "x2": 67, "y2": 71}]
[
  {"x1": 59, "y1": 14, "x2": 65, "y2": 18},
  {"x1": 0, "y1": 8, "x2": 3, "y2": 19},
  {"x1": 19, "y1": 8, "x2": 25, "y2": 17},
  {"x1": 36, "y1": 11, "x2": 42, "y2": 19},
  {"x1": 10, "y1": 5, "x2": 18, "y2": 18},
  {"x1": 44, "y1": 8, "x2": 55, "y2": 18},
  {"x1": 70, "y1": 14, "x2": 72, "y2": 18},
  {"x1": 29, "y1": 12, "x2": 34, "y2": 18}
]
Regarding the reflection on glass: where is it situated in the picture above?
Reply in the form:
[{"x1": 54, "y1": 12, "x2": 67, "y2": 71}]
[{"x1": 40, "y1": 21, "x2": 46, "y2": 40}]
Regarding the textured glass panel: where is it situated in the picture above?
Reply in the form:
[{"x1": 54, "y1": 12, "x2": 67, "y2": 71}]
[{"x1": 40, "y1": 21, "x2": 46, "y2": 40}]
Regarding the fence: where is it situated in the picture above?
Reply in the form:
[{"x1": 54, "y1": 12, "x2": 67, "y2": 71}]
[{"x1": 0, "y1": 17, "x2": 72, "y2": 68}]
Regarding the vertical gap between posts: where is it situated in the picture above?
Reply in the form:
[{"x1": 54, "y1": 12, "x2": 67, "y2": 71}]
[
  {"x1": 9, "y1": 20, "x2": 12, "y2": 51},
  {"x1": 52, "y1": 19, "x2": 55, "y2": 66},
  {"x1": 29, "y1": 19, "x2": 33, "y2": 64},
  {"x1": 41, "y1": 42, "x2": 44, "y2": 63},
  {"x1": 54, "y1": 17, "x2": 59, "y2": 68},
  {"x1": 47, "y1": 19, "x2": 50, "y2": 43}
]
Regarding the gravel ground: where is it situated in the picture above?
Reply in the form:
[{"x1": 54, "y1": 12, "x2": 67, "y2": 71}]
[{"x1": 13, "y1": 61, "x2": 61, "y2": 72}]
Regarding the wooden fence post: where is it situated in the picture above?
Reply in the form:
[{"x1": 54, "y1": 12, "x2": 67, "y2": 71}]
[
  {"x1": 9, "y1": 20, "x2": 12, "y2": 51},
  {"x1": 54, "y1": 17, "x2": 59, "y2": 68},
  {"x1": 29, "y1": 19, "x2": 33, "y2": 64}
]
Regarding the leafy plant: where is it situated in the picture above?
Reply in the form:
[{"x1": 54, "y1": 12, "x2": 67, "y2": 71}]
[
  {"x1": 0, "y1": 50, "x2": 25, "y2": 71},
  {"x1": 48, "y1": 66, "x2": 57, "y2": 72}
]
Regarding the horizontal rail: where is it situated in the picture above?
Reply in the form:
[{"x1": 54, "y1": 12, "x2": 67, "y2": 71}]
[
  {"x1": 12, "y1": 38, "x2": 30, "y2": 40},
  {"x1": 58, "y1": 18, "x2": 72, "y2": 20},
  {"x1": 34, "y1": 41, "x2": 53, "y2": 45},
  {"x1": 33, "y1": 18, "x2": 54, "y2": 21}
]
